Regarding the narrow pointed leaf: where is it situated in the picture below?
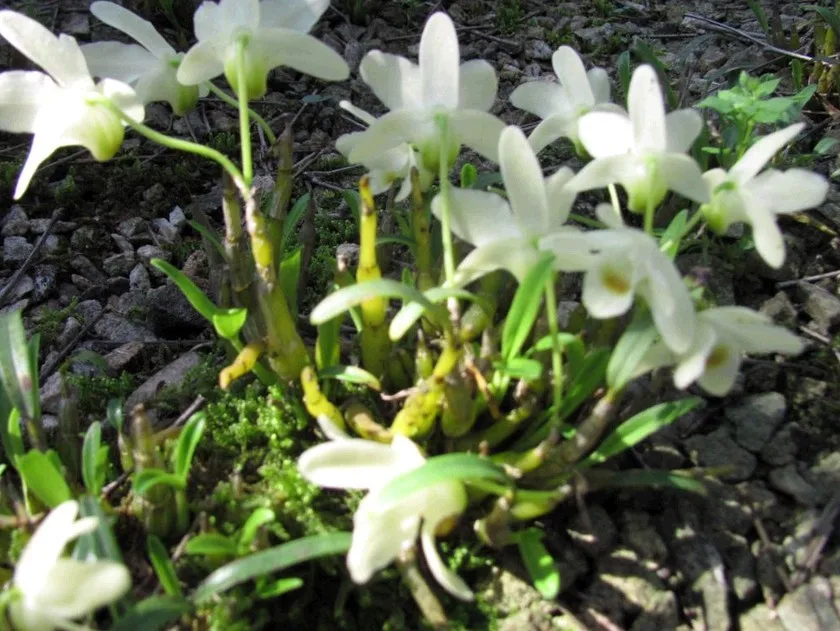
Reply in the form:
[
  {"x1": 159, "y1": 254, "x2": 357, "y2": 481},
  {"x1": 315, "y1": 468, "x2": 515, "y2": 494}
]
[
  {"x1": 188, "y1": 220, "x2": 225, "y2": 258},
  {"x1": 593, "y1": 468, "x2": 707, "y2": 495},
  {"x1": 73, "y1": 495, "x2": 125, "y2": 564},
  {"x1": 17, "y1": 450, "x2": 72, "y2": 508},
  {"x1": 148, "y1": 535, "x2": 183, "y2": 598},
  {"x1": 280, "y1": 193, "x2": 311, "y2": 253},
  {"x1": 606, "y1": 308, "x2": 659, "y2": 391},
  {"x1": 134, "y1": 469, "x2": 186, "y2": 494},
  {"x1": 111, "y1": 596, "x2": 192, "y2": 631},
  {"x1": 1, "y1": 407, "x2": 24, "y2": 465},
  {"x1": 173, "y1": 412, "x2": 206, "y2": 479},
  {"x1": 517, "y1": 528, "x2": 560, "y2": 599},
  {"x1": 238, "y1": 508, "x2": 276, "y2": 550},
  {"x1": 389, "y1": 287, "x2": 491, "y2": 341},
  {"x1": 151, "y1": 259, "x2": 217, "y2": 322},
  {"x1": 82, "y1": 421, "x2": 107, "y2": 496},
  {"x1": 184, "y1": 534, "x2": 238, "y2": 557},
  {"x1": 193, "y1": 532, "x2": 352, "y2": 603},
  {"x1": 318, "y1": 365, "x2": 382, "y2": 391},
  {"x1": 0, "y1": 310, "x2": 38, "y2": 421},
  {"x1": 502, "y1": 253, "x2": 554, "y2": 362},
  {"x1": 212, "y1": 308, "x2": 248, "y2": 340}
]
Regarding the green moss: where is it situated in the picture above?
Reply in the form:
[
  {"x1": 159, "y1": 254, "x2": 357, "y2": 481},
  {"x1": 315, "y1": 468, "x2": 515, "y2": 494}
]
[
  {"x1": 32, "y1": 299, "x2": 79, "y2": 347},
  {"x1": 67, "y1": 372, "x2": 136, "y2": 418}
]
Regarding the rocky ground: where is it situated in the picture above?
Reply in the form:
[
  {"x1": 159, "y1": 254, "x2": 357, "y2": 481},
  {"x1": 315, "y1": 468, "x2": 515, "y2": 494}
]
[{"x1": 2, "y1": 0, "x2": 840, "y2": 629}]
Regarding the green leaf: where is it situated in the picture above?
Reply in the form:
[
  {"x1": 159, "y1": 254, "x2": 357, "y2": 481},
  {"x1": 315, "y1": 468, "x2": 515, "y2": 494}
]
[
  {"x1": 134, "y1": 469, "x2": 186, "y2": 494},
  {"x1": 311, "y1": 279, "x2": 446, "y2": 330},
  {"x1": 460, "y1": 163, "x2": 478, "y2": 188},
  {"x1": 527, "y1": 333, "x2": 585, "y2": 375},
  {"x1": 659, "y1": 209, "x2": 688, "y2": 259},
  {"x1": 1, "y1": 407, "x2": 24, "y2": 465},
  {"x1": 0, "y1": 310, "x2": 38, "y2": 421},
  {"x1": 27, "y1": 333, "x2": 40, "y2": 422},
  {"x1": 172, "y1": 413, "x2": 205, "y2": 479},
  {"x1": 256, "y1": 577, "x2": 304, "y2": 599},
  {"x1": 815, "y1": 137, "x2": 839, "y2": 155},
  {"x1": 280, "y1": 193, "x2": 311, "y2": 253},
  {"x1": 316, "y1": 317, "x2": 340, "y2": 371},
  {"x1": 279, "y1": 247, "x2": 302, "y2": 318},
  {"x1": 212, "y1": 308, "x2": 248, "y2": 340},
  {"x1": 596, "y1": 469, "x2": 708, "y2": 495},
  {"x1": 389, "y1": 286, "x2": 491, "y2": 341},
  {"x1": 341, "y1": 190, "x2": 361, "y2": 227},
  {"x1": 376, "y1": 234, "x2": 416, "y2": 248},
  {"x1": 82, "y1": 421, "x2": 107, "y2": 496},
  {"x1": 495, "y1": 357, "x2": 543, "y2": 382},
  {"x1": 579, "y1": 397, "x2": 702, "y2": 469},
  {"x1": 151, "y1": 259, "x2": 217, "y2": 322},
  {"x1": 187, "y1": 220, "x2": 225, "y2": 258},
  {"x1": 17, "y1": 450, "x2": 72, "y2": 507},
  {"x1": 147, "y1": 535, "x2": 183, "y2": 598},
  {"x1": 184, "y1": 533, "x2": 238, "y2": 557},
  {"x1": 606, "y1": 308, "x2": 658, "y2": 391},
  {"x1": 374, "y1": 454, "x2": 509, "y2": 510},
  {"x1": 193, "y1": 532, "x2": 352, "y2": 603},
  {"x1": 811, "y1": 5, "x2": 840, "y2": 39},
  {"x1": 502, "y1": 253, "x2": 554, "y2": 362},
  {"x1": 317, "y1": 365, "x2": 382, "y2": 391},
  {"x1": 617, "y1": 50, "x2": 631, "y2": 98},
  {"x1": 73, "y1": 495, "x2": 125, "y2": 564},
  {"x1": 111, "y1": 596, "x2": 191, "y2": 631},
  {"x1": 238, "y1": 507, "x2": 276, "y2": 550},
  {"x1": 107, "y1": 398, "x2": 124, "y2": 434},
  {"x1": 517, "y1": 528, "x2": 560, "y2": 599}
]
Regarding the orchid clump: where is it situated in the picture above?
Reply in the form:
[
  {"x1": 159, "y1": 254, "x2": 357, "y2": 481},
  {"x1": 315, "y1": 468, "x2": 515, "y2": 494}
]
[{"x1": 0, "y1": 3, "x2": 832, "y2": 628}]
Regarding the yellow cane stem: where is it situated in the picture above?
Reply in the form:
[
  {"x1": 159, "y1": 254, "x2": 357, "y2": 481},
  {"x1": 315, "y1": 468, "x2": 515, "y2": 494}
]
[
  {"x1": 300, "y1": 366, "x2": 345, "y2": 431},
  {"x1": 343, "y1": 400, "x2": 392, "y2": 443},
  {"x1": 390, "y1": 381, "x2": 444, "y2": 438},
  {"x1": 356, "y1": 176, "x2": 390, "y2": 377},
  {"x1": 219, "y1": 342, "x2": 263, "y2": 389},
  {"x1": 441, "y1": 369, "x2": 477, "y2": 438}
]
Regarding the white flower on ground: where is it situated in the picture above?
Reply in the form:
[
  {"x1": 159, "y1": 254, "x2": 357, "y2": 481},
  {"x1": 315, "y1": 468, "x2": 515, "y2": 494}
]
[
  {"x1": 176, "y1": 0, "x2": 349, "y2": 100},
  {"x1": 639, "y1": 307, "x2": 803, "y2": 396},
  {"x1": 700, "y1": 123, "x2": 829, "y2": 269},
  {"x1": 510, "y1": 45, "x2": 623, "y2": 153},
  {"x1": 541, "y1": 205, "x2": 697, "y2": 353},
  {"x1": 298, "y1": 435, "x2": 473, "y2": 601},
  {"x1": 431, "y1": 125, "x2": 578, "y2": 286},
  {"x1": 8, "y1": 500, "x2": 131, "y2": 631},
  {"x1": 567, "y1": 64, "x2": 708, "y2": 213},
  {"x1": 82, "y1": 1, "x2": 208, "y2": 115},
  {"x1": 0, "y1": 10, "x2": 144, "y2": 199},
  {"x1": 347, "y1": 12, "x2": 505, "y2": 170},
  {"x1": 335, "y1": 100, "x2": 434, "y2": 201}
]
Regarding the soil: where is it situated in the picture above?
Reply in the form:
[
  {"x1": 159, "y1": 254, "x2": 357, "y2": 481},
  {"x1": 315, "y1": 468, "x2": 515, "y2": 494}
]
[{"x1": 2, "y1": 1, "x2": 840, "y2": 630}]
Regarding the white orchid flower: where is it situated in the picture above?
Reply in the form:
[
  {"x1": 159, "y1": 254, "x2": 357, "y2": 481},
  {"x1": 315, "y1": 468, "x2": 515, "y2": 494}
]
[
  {"x1": 700, "y1": 123, "x2": 829, "y2": 268},
  {"x1": 82, "y1": 2, "x2": 208, "y2": 115},
  {"x1": 639, "y1": 307, "x2": 803, "y2": 396},
  {"x1": 510, "y1": 46, "x2": 623, "y2": 153},
  {"x1": 336, "y1": 100, "x2": 434, "y2": 201},
  {"x1": 347, "y1": 12, "x2": 505, "y2": 170},
  {"x1": 567, "y1": 65, "x2": 708, "y2": 213},
  {"x1": 298, "y1": 435, "x2": 473, "y2": 601},
  {"x1": 0, "y1": 10, "x2": 144, "y2": 199},
  {"x1": 8, "y1": 500, "x2": 131, "y2": 631},
  {"x1": 542, "y1": 204, "x2": 697, "y2": 353},
  {"x1": 431, "y1": 125, "x2": 578, "y2": 286},
  {"x1": 176, "y1": 0, "x2": 348, "y2": 99}
]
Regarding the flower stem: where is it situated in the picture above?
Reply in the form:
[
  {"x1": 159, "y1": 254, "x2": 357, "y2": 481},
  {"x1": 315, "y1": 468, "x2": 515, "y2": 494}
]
[
  {"x1": 435, "y1": 115, "x2": 456, "y2": 286},
  {"x1": 107, "y1": 102, "x2": 245, "y2": 188},
  {"x1": 236, "y1": 40, "x2": 253, "y2": 187},
  {"x1": 660, "y1": 208, "x2": 705, "y2": 256},
  {"x1": 205, "y1": 82, "x2": 277, "y2": 145}
]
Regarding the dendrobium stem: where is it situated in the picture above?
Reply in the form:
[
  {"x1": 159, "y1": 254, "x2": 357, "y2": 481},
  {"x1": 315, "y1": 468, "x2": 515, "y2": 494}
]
[
  {"x1": 236, "y1": 38, "x2": 253, "y2": 187},
  {"x1": 543, "y1": 271, "x2": 564, "y2": 420}
]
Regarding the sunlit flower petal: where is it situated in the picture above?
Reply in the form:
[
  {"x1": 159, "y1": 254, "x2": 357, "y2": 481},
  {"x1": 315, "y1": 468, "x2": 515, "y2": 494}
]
[
  {"x1": 730, "y1": 122, "x2": 803, "y2": 183},
  {"x1": 90, "y1": 1, "x2": 175, "y2": 58},
  {"x1": 259, "y1": 0, "x2": 330, "y2": 31},
  {"x1": 458, "y1": 59, "x2": 497, "y2": 111},
  {"x1": 420, "y1": 12, "x2": 459, "y2": 109},
  {"x1": 359, "y1": 51, "x2": 422, "y2": 111},
  {"x1": 628, "y1": 65, "x2": 666, "y2": 152}
]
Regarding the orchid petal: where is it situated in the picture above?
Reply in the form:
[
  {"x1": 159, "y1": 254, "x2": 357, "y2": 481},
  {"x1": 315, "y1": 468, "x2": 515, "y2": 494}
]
[
  {"x1": 316, "y1": 414, "x2": 350, "y2": 440},
  {"x1": 219, "y1": 0, "x2": 260, "y2": 31},
  {"x1": 628, "y1": 65, "x2": 666, "y2": 152},
  {"x1": 177, "y1": 39, "x2": 225, "y2": 85},
  {"x1": 348, "y1": 110, "x2": 427, "y2": 163},
  {"x1": 553, "y1": 46, "x2": 594, "y2": 107},
  {"x1": 636, "y1": 341, "x2": 677, "y2": 377},
  {"x1": 257, "y1": 28, "x2": 349, "y2": 81},
  {"x1": 15, "y1": 127, "x2": 65, "y2": 200},
  {"x1": 449, "y1": 109, "x2": 506, "y2": 162},
  {"x1": 420, "y1": 13, "x2": 459, "y2": 109},
  {"x1": 359, "y1": 51, "x2": 422, "y2": 111},
  {"x1": 339, "y1": 100, "x2": 377, "y2": 126},
  {"x1": 587, "y1": 67, "x2": 611, "y2": 103},
  {"x1": 741, "y1": 190, "x2": 785, "y2": 268},
  {"x1": 347, "y1": 495, "x2": 419, "y2": 583},
  {"x1": 664, "y1": 109, "x2": 702, "y2": 153},
  {"x1": 594, "y1": 202, "x2": 624, "y2": 229},
  {"x1": 748, "y1": 168, "x2": 829, "y2": 214},
  {"x1": 639, "y1": 252, "x2": 696, "y2": 354},
  {"x1": 539, "y1": 230, "x2": 598, "y2": 272},
  {"x1": 90, "y1": 2, "x2": 176, "y2": 58},
  {"x1": 660, "y1": 153, "x2": 709, "y2": 203},
  {"x1": 701, "y1": 307, "x2": 803, "y2": 355},
  {"x1": 0, "y1": 71, "x2": 56, "y2": 134},
  {"x1": 544, "y1": 166, "x2": 576, "y2": 228},
  {"x1": 193, "y1": 0, "x2": 224, "y2": 42},
  {"x1": 0, "y1": 11, "x2": 92, "y2": 89},
  {"x1": 527, "y1": 114, "x2": 573, "y2": 153},
  {"x1": 421, "y1": 525, "x2": 474, "y2": 600},
  {"x1": 258, "y1": 0, "x2": 329, "y2": 31},
  {"x1": 454, "y1": 238, "x2": 540, "y2": 285},
  {"x1": 672, "y1": 322, "x2": 717, "y2": 389},
  {"x1": 500, "y1": 126, "x2": 549, "y2": 237},
  {"x1": 510, "y1": 81, "x2": 569, "y2": 119},
  {"x1": 730, "y1": 123, "x2": 803, "y2": 184},
  {"x1": 458, "y1": 59, "x2": 497, "y2": 111},
  {"x1": 297, "y1": 439, "x2": 419, "y2": 490},
  {"x1": 37, "y1": 559, "x2": 131, "y2": 619},
  {"x1": 433, "y1": 188, "x2": 517, "y2": 247},
  {"x1": 565, "y1": 154, "x2": 638, "y2": 192},
  {"x1": 577, "y1": 111, "x2": 633, "y2": 157},
  {"x1": 697, "y1": 340, "x2": 741, "y2": 396},
  {"x1": 582, "y1": 260, "x2": 636, "y2": 318},
  {"x1": 82, "y1": 41, "x2": 158, "y2": 84},
  {"x1": 15, "y1": 501, "x2": 84, "y2": 591}
]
